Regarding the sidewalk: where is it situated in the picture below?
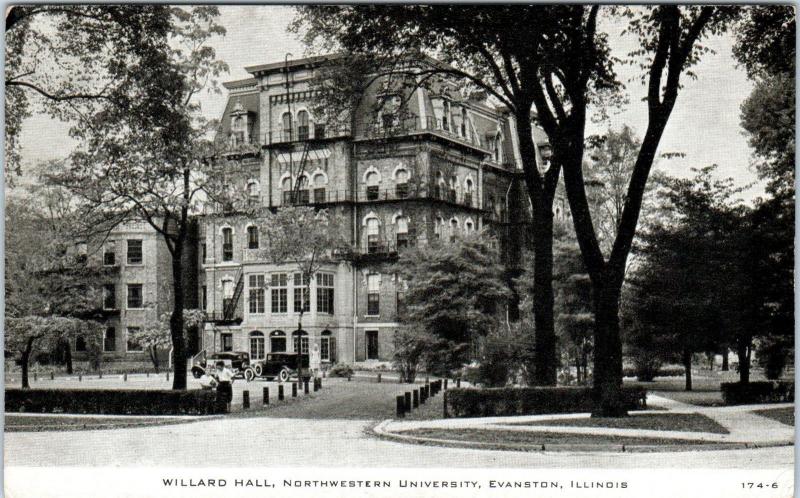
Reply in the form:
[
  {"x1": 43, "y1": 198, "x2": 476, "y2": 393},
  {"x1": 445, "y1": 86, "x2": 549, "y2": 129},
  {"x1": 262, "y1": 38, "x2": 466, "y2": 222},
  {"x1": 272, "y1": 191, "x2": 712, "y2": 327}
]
[{"x1": 376, "y1": 394, "x2": 794, "y2": 447}]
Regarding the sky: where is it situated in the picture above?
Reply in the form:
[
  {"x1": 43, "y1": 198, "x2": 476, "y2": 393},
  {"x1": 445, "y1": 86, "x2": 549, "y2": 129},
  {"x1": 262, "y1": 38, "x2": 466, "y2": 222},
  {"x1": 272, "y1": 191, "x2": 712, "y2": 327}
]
[{"x1": 15, "y1": 6, "x2": 763, "y2": 200}]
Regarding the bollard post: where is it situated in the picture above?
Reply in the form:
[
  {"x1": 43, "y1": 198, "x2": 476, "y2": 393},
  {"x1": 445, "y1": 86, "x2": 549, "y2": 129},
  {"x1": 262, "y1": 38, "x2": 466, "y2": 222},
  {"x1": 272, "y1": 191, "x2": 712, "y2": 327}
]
[
  {"x1": 146, "y1": 371, "x2": 149, "y2": 378},
  {"x1": 420, "y1": 385, "x2": 427, "y2": 404},
  {"x1": 347, "y1": 374, "x2": 351, "y2": 382},
  {"x1": 413, "y1": 389, "x2": 419, "y2": 408},
  {"x1": 425, "y1": 375, "x2": 429, "y2": 385},
  {"x1": 99, "y1": 371, "x2": 103, "y2": 379},
  {"x1": 318, "y1": 377, "x2": 323, "y2": 389},
  {"x1": 292, "y1": 382, "x2": 298, "y2": 398},
  {"x1": 444, "y1": 378, "x2": 448, "y2": 391},
  {"x1": 456, "y1": 378, "x2": 461, "y2": 388},
  {"x1": 278, "y1": 384, "x2": 284, "y2": 401},
  {"x1": 313, "y1": 379, "x2": 319, "y2": 392},
  {"x1": 263, "y1": 387, "x2": 269, "y2": 405},
  {"x1": 79, "y1": 373, "x2": 82, "y2": 382},
  {"x1": 396, "y1": 395, "x2": 405, "y2": 418},
  {"x1": 243, "y1": 390, "x2": 250, "y2": 410},
  {"x1": 303, "y1": 378, "x2": 309, "y2": 394},
  {"x1": 322, "y1": 370, "x2": 326, "y2": 379},
  {"x1": 166, "y1": 371, "x2": 170, "y2": 382},
  {"x1": 404, "y1": 392, "x2": 412, "y2": 413},
  {"x1": 124, "y1": 372, "x2": 128, "y2": 382},
  {"x1": 377, "y1": 373, "x2": 382, "y2": 383},
  {"x1": 443, "y1": 391, "x2": 449, "y2": 418},
  {"x1": 50, "y1": 371, "x2": 54, "y2": 381},
  {"x1": 33, "y1": 372, "x2": 37, "y2": 382}
]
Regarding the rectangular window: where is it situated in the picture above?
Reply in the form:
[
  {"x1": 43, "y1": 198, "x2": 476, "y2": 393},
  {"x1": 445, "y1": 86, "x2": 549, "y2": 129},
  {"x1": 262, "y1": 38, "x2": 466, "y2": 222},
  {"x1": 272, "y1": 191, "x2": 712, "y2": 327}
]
[
  {"x1": 314, "y1": 187, "x2": 326, "y2": 203},
  {"x1": 293, "y1": 335, "x2": 309, "y2": 354},
  {"x1": 271, "y1": 273, "x2": 287, "y2": 313},
  {"x1": 104, "y1": 327, "x2": 116, "y2": 352},
  {"x1": 103, "y1": 243, "x2": 116, "y2": 266},
  {"x1": 103, "y1": 284, "x2": 116, "y2": 310},
  {"x1": 298, "y1": 189, "x2": 309, "y2": 205},
  {"x1": 127, "y1": 239, "x2": 143, "y2": 265},
  {"x1": 367, "y1": 274, "x2": 380, "y2": 316},
  {"x1": 293, "y1": 273, "x2": 310, "y2": 313},
  {"x1": 127, "y1": 284, "x2": 143, "y2": 309},
  {"x1": 126, "y1": 327, "x2": 142, "y2": 352},
  {"x1": 221, "y1": 333, "x2": 233, "y2": 352},
  {"x1": 249, "y1": 274, "x2": 265, "y2": 314},
  {"x1": 320, "y1": 336, "x2": 330, "y2": 361},
  {"x1": 314, "y1": 123, "x2": 326, "y2": 139},
  {"x1": 247, "y1": 227, "x2": 259, "y2": 249},
  {"x1": 201, "y1": 285, "x2": 207, "y2": 311},
  {"x1": 366, "y1": 185, "x2": 379, "y2": 200},
  {"x1": 316, "y1": 273, "x2": 335, "y2": 314},
  {"x1": 396, "y1": 182, "x2": 409, "y2": 199},
  {"x1": 366, "y1": 330, "x2": 379, "y2": 360}
]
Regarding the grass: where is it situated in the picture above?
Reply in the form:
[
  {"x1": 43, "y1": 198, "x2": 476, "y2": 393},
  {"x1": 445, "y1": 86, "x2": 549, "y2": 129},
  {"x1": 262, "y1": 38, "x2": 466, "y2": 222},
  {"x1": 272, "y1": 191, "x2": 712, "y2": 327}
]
[
  {"x1": 753, "y1": 407, "x2": 794, "y2": 426},
  {"x1": 625, "y1": 369, "x2": 770, "y2": 407},
  {"x1": 4, "y1": 415, "x2": 192, "y2": 432},
  {"x1": 398, "y1": 428, "x2": 732, "y2": 447},
  {"x1": 517, "y1": 412, "x2": 728, "y2": 434}
]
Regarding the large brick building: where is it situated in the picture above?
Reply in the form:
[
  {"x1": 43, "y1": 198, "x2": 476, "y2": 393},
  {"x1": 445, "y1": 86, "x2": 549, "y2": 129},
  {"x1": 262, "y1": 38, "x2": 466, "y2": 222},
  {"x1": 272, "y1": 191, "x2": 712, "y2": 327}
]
[{"x1": 195, "y1": 55, "x2": 553, "y2": 369}]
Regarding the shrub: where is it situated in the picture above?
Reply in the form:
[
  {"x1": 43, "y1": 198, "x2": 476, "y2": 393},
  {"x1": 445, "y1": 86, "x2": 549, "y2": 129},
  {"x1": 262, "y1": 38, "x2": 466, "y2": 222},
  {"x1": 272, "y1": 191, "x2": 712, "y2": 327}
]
[
  {"x1": 720, "y1": 381, "x2": 794, "y2": 405},
  {"x1": 622, "y1": 365, "x2": 684, "y2": 379},
  {"x1": 328, "y1": 363, "x2": 354, "y2": 378},
  {"x1": 5, "y1": 388, "x2": 227, "y2": 415},
  {"x1": 444, "y1": 386, "x2": 647, "y2": 418},
  {"x1": 757, "y1": 338, "x2": 790, "y2": 380}
]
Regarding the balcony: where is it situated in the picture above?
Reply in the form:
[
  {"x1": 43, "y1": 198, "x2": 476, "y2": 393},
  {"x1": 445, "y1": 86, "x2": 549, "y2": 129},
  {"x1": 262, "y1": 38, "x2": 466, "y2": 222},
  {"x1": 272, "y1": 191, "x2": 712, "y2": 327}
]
[
  {"x1": 265, "y1": 123, "x2": 351, "y2": 146},
  {"x1": 355, "y1": 116, "x2": 490, "y2": 153},
  {"x1": 220, "y1": 134, "x2": 262, "y2": 157}
]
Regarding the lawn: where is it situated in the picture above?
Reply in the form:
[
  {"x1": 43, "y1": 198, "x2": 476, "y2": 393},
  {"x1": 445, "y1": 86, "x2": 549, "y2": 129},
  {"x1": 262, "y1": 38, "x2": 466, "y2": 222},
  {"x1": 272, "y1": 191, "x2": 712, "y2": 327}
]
[
  {"x1": 398, "y1": 428, "x2": 735, "y2": 448},
  {"x1": 517, "y1": 412, "x2": 729, "y2": 434},
  {"x1": 753, "y1": 407, "x2": 795, "y2": 426},
  {"x1": 4, "y1": 415, "x2": 192, "y2": 432}
]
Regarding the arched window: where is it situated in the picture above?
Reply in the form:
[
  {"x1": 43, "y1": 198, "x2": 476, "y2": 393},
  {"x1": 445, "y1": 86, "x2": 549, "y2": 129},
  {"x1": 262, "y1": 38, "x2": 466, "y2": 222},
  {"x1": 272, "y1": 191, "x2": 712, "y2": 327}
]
[
  {"x1": 435, "y1": 216, "x2": 444, "y2": 239},
  {"x1": 465, "y1": 219, "x2": 474, "y2": 233},
  {"x1": 442, "y1": 100, "x2": 451, "y2": 131},
  {"x1": 250, "y1": 331, "x2": 265, "y2": 360},
  {"x1": 395, "y1": 168, "x2": 409, "y2": 198},
  {"x1": 435, "y1": 171, "x2": 445, "y2": 199},
  {"x1": 296, "y1": 175, "x2": 310, "y2": 204},
  {"x1": 222, "y1": 278, "x2": 234, "y2": 311},
  {"x1": 365, "y1": 171, "x2": 380, "y2": 200},
  {"x1": 460, "y1": 107, "x2": 468, "y2": 138},
  {"x1": 282, "y1": 112, "x2": 292, "y2": 141},
  {"x1": 75, "y1": 336, "x2": 87, "y2": 352},
  {"x1": 232, "y1": 116, "x2": 245, "y2": 146},
  {"x1": 247, "y1": 226, "x2": 259, "y2": 250},
  {"x1": 282, "y1": 177, "x2": 293, "y2": 205},
  {"x1": 366, "y1": 217, "x2": 380, "y2": 254},
  {"x1": 448, "y1": 175, "x2": 458, "y2": 202},
  {"x1": 270, "y1": 330, "x2": 286, "y2": 352},
  {"x1": 450, "y1": 218, "x2": 459, "y2": 242},
  {"x1": 396, "y1": 216, "x2": 409, "y2": 249},
  {"x1": 247, "y1": 181, "x2": 259, "y2": 199},
  {"x1": 320, "y1": 330, "x2": 334, "y2": 362},
  {"x1": 464, "y1": 178, "x2": 474, "y2": 207},
  {"x1": 297, "y1": 110, "x2": 309, "y2": 140},
  {"x1": 292, "y1": 330, "x2": 309, "y2": 354},
  {"x1": 494, "y1": 132, "x2": 503, "y2": 163},
  {"x1": 222, "y1": 227, "x2": 233, "y2": 261},
  {"x1": 313, "y1": 173, "x2": 327, "y2": 203}
]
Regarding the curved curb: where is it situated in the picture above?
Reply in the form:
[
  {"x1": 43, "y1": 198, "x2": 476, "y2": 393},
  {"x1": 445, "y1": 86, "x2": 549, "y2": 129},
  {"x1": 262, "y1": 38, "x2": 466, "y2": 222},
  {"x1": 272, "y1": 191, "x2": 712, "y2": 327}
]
[{"x1": 370, "y1": 419, "x2": 794, "y2": 454}]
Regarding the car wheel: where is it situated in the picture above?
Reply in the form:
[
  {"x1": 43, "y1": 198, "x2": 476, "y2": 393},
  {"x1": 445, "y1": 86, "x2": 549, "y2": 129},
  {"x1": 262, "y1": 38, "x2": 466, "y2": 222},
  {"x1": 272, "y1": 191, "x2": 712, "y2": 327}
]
[
  {"x1": 254, "y1": 364, "x2": 263, "y2": 377},
  {"x1": 244, "y1": 368, "x2": 255, "y2": 382},
  {"x1": 278, "y1": 369, "x2": 290, "y2": 383},
  {"x1": 192, "y1": 368, "x2": 203, "y2": 379}
]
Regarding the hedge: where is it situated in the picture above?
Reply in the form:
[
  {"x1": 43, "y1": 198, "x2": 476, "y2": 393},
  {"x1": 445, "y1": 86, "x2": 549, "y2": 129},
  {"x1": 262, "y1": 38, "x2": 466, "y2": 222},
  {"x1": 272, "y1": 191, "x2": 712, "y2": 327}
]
[
  {"x1": 444, "y1": 386, "x2": 647, "y2": 418},
  {"x1": 5, "y1": 389, "x2": 228, "y2": 415},
  {"x1": 720, "y1": 381, "x2": 794, "y2": 405},
  {"x1": 622, "y1": 366, "x2": 685, "y2": 379}
]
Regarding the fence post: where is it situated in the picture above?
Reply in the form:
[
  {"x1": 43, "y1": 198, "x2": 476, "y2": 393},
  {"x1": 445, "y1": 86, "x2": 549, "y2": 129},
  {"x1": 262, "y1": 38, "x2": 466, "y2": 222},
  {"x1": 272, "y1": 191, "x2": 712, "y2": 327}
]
[
  {"x1": 443, "y1": 391, "x2": 449, "y2": 418},
  {"x1": 456, "y1": 378, "x2": 461, "y2": 388},
  {"x1": 166, "y1": 371, "x2": 170, "y2": 382},
  {"x1": 444, "y1": 379, "x2": 448, "y2": 390},
  {"x1": 304, "y1": 378, "x2": 310, "y2": 394},
  {"x1": 243, "y1": 390, "x2": 250, "y2": 410},
  {"x1": 413, "y1": 389, "x2": 419, "y2": 408},
  {"x1": 347, "y1": 374, "x2": 352, "y2": 382},
  {"x1": 396, "y1": 395, "x2": 405, "y2": 418},
  {"x1": 313, "y1": 379, "x2": 319, "y2": 392},
  {"x1": 50, "y1": 371, "x2": 54, "y2": 381},
  {"x1": 263, "y1": 387, "x2": 269, "y2": 405},
  {"x1": 292, "y1": 382, "x2": 298, "y2": 398},
  {"x1": 99, "y1": 371, "x2": 102, "y2": 379},
  {"x1": 78, "y1": 373, "x2": 82, "y2": 382},
  {"x1": 278, "y1": 384, "x2": 284, "y2": 401},
  {"x1": 318, "y1": 377, "x2": 322, "y2": 389},
  {"x1": 124, "y1": 372, "x2": 128, "y2": 382},
  {"x1": 33, "y1": 372, "x2": 37, "y2": 382},
  {"x1": 420, "y1": 386, "x2": 427, "y2": 404},
  {"x1": 404, "y1": 392, "x2": 412, "y2": 413},
  {"x1": 146, "y1": 371, "x2": 149, "y2": 378},
  {"x1": 377, "y1": 373, "x2": 382, "y2": 383}
]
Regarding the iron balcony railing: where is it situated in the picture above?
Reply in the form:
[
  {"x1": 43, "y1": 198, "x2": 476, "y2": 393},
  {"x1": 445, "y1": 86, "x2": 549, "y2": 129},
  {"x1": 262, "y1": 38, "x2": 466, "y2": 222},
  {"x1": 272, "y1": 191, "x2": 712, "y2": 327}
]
[
  {"x1": 276, "y1": 185, "x2": 485, "y2": 209},
  {"x1": 265, "y1": 123, "x2": 352, "y2": 146}
]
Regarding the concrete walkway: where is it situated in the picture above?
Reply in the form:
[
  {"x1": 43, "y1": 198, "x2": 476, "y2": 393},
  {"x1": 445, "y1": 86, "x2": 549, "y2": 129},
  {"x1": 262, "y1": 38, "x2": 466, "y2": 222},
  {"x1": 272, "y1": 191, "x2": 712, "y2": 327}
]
[{"x1": 377, "y1": 394, "x2": 794, "y2": 446}]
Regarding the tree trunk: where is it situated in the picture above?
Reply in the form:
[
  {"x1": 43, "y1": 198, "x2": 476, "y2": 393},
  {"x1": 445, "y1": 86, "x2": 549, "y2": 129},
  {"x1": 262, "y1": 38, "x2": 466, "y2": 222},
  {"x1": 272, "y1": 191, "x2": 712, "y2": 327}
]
[
  {"x1": 591, "y1": 280, "x2": 626, "y2": 417},
  {"x1": 65, "y1": 344, "x2": 73, "y2": 374},
  {"x1": 683, "y1": 349, "x2": 693, "y2": 391},
  {"x1": 21, "y1": 338, "x2": 34, "y2": 389},
  {"x1": 575, "y1": 354, "x2": 581, "y2": 383},
  {"x1": 722, "y1": 350, "x2": 729, "y2": 371},
  {"x1": 737, "y1": 340, "x2": 750, "y2": 383},
  {"x1": 170, "y1": 244, "x2": 187, "y2": 390},
  {"x1": 531, "y1": 208, "x2": 557, "y2": 385}
]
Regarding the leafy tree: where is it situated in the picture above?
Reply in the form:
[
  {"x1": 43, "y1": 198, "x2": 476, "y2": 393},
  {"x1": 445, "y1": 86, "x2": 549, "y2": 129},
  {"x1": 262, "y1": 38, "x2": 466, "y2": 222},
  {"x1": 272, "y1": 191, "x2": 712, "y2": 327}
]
[
  {"x1": 291, "y1": 5, "x2": 621, "y2": 386},
  {"x1": 4, "y1": 6, "x2": 173, "y2": 184},
  {"x1": 392, "y1": 329, "x2": 434, "y2": 383},
  {"x1": 393, "y1": 232, "x2": 511, "y2": 378},
  {"x1": 134, "y1": 309, "x2": 205, "y2": 373},
  {"x1": 50, "y1": 7, "x2": 229, "y2": 390}
]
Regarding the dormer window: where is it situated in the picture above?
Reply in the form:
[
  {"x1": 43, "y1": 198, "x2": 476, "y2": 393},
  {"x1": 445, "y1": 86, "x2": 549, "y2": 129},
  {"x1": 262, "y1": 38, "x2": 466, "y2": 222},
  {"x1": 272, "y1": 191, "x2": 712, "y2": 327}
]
[
  {"x1": 297, "y1": 110, "x2": 309, "y2": 140},
  {"x1": 379, "y1": 94, "x2": 401, "y2": 129}
]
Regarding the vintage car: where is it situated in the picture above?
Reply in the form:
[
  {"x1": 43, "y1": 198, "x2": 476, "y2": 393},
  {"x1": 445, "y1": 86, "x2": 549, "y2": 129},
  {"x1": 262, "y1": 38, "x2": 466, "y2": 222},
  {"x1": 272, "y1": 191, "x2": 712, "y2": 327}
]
[
  {"x1": 244, "y1": 352, "x2": 309, "y2": 382},
  {"x1": 191, "y1": 351, "x2": 251, "y2": 379}
]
